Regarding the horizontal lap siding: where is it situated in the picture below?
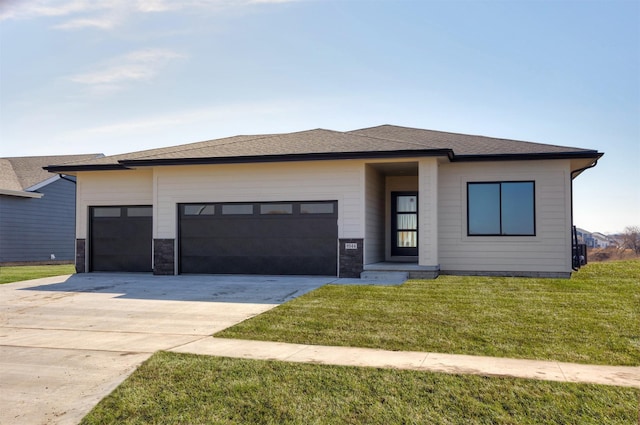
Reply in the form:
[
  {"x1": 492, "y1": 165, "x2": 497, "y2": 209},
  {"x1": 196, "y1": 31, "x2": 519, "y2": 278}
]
[
  {"x1": 364, "y1": 165, "x2": 385, "y2": 264},
  {"x1": 154, "y1": 161, "x2": 364, "y2": 240},
  {"x1": 0, "y1": 178, "x2": 76, "y2": 262},
  {"x1": 438, "y1": 160, "x2": 572, "y2": 273},
  {"x1": 76, "y1": 170, "x2": 154, "y2": 239}
]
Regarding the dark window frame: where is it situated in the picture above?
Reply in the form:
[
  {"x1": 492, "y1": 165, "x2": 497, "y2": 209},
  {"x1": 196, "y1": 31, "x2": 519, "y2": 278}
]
[
  {"x1": 466, "y1": 181, "x2": 536, "y2": 237},
  {"x1": 391, "y1": 191, "x2": 418, "y2": 256}
]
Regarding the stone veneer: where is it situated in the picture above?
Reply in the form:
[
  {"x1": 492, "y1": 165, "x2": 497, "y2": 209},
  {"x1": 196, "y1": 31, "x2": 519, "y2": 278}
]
[
  {"x1": 153, "y1": 239, "x2": 175, "y2": 275},
  {"x1": 339, "y1": 238, "x2": 363, "y2": 278},
  {"x1": 75, "y1": 239, "x2": 85, "y2": 273}
]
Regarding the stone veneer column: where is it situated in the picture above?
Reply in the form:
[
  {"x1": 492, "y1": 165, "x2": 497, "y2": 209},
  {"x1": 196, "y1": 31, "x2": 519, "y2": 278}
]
[
  {"x1": 75, "y1": 239, "x2": 86, "y2": 273},
  {"x1": 153, "y1": 239, "x2": 175, "y2": 275},
  {"x1": 339, "y1": 238, "x2": 363, "y2": 278}
]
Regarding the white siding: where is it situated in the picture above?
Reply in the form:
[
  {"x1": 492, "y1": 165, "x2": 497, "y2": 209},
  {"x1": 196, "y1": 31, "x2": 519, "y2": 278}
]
[
  {"x1": 438, "y1": 160, "x2": 572, "y2": 273},
  {"x1": 364, "y1": 165, "x2": 385, "y2": 264},
  {"x1": 153, "y1": 160, "x2": 364, "y2": 240},
  {"x1": 76, "y1": 170, "x2": 154, "y2": 239}
]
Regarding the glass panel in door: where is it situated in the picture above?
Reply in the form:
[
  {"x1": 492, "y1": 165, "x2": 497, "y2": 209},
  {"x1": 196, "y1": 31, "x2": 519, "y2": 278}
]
[{"x1": 392, "y1": 192, "x2": 418, "y2": 256}]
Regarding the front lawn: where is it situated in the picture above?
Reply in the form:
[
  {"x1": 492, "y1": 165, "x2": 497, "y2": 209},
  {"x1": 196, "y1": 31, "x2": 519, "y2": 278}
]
[
  {"x1": 0, "y1": 264, "x2": 75, "y2": 284},
  {"x1": 81, "y1": 352, "x2": 638, "y2": 425},
  {"x1": 217, "y1": 260, "x2": 640, "y2": 365}
]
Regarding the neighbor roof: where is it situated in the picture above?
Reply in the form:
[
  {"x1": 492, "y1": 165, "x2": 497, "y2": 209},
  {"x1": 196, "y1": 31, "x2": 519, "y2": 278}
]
[
  {"x1": 1, "y1": 154, "x2": 103, "y2": 194},
  {"x1": 44, "y1": 125, "x2": 602, "y2": 172}
]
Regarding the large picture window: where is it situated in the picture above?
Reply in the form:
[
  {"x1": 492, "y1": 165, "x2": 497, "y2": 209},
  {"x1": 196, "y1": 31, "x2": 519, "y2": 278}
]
[{"x1": 467, "y1": 181, "x2": 535, "y2": 236}]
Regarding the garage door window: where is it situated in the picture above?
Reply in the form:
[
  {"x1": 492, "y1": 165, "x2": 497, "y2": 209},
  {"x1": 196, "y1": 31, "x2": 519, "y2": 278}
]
[
  {"x1": 184, "y1": 205, "x2": 216, "y2": 215},
  {"x1": 260, "y1": 204, "x2": 293, "y2": 214},
  {"x1": 93, "y1": 207, "x2": 121, "y2": 217},
  {"x1": 127, "y1": 207, "x2": 152, "y2": 217},
  {"x1": 301, "y1": 203, "x2": 334, "y2": 214},
  {"x1": 222, "y1": 204, "x2": 254, "y2": 215}
]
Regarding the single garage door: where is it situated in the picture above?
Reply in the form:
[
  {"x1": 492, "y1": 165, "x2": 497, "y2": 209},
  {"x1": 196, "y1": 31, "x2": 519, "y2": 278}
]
[
  {"x1": 179, "y1": 201, "x2": 338, "y2": 275},
  {"x1": 90, "y1": 206, "x2": 152, "y2": 272}
]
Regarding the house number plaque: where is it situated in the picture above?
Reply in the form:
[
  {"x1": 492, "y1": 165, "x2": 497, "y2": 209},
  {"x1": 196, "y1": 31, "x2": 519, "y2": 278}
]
[{"x1": 345, "y1": 243, "x2": 358, "y2": 250}]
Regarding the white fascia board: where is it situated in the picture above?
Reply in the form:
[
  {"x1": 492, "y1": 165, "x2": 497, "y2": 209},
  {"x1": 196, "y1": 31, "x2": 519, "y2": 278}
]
[
  {"x1": 25, "y1": 174, "x2": 61, "y2": 192},
  {"x1": 0, "y1": 189, "x2": 44, "y2": 198}
]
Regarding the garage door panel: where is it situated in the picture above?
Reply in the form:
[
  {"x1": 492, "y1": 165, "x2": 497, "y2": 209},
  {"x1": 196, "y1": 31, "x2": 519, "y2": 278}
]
[
  {"x1": 179, "y1": 201, "x2": 338, "y2": 275},
  {"x1": 181, "y1": 255, "x2": 336, "y2": 276},
  {"x1": 90, "y1": 206, "x2": 152, "y2": 272}
]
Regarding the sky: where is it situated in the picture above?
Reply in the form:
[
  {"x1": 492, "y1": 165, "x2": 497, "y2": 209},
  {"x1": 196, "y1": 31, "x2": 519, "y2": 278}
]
[{"x1": 0, "y1": 0, "x2": 638, "y2": 234}]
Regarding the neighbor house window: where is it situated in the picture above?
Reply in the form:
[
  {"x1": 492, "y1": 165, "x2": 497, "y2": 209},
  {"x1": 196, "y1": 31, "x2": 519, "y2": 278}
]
[{"x1": 467, "y1": 181, "x2": 535, "y2": 236}]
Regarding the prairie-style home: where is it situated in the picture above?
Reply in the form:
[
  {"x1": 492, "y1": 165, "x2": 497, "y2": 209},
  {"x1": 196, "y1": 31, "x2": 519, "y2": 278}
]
[{"x1": 45, "y1": 125, "x2": 602, "y2": 278}]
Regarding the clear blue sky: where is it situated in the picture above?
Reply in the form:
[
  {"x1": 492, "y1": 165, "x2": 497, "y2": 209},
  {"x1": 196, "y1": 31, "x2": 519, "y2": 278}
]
[{"x1": 1, "y1": 0, "x2": 638, "y2": 234}]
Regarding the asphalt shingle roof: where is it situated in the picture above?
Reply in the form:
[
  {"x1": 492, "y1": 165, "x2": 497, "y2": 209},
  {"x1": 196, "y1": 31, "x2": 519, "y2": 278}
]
[
  {"x1": 43, "y1": 125, "x2": 601, "y2": 171},
  {"x1": 1, "y1": 154, "x2": 103, "y2": 191},
  {"x1": 349, "y1": 125, "x2": 599, "y2": 156}
]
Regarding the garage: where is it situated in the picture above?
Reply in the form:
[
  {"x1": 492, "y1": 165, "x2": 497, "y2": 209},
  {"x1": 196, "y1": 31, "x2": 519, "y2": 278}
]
[
  {"x1": 89, "y1": 206, "x2": 152, "y2": 272},
  {"x1": 179, "y1": 201, "x2": 338, "y2": 275}
]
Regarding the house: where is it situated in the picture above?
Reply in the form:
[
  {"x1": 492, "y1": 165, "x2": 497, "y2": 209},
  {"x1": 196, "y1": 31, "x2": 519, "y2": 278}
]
[
  {"x1": 44, "y1": 125, "x2": 602, "y2": 278},
  {"x1": 0, "y1": 154, "x2": 102, "y2": 264},
  {"x1": 576, "y1": 228, "x2": 614, "y2": 249},
  {"x1": 591, "y1": 232, "x2": 613, "y2": 248},
  {"x1": 575, "y1": 228, "x2": 595, "y2": 247}
]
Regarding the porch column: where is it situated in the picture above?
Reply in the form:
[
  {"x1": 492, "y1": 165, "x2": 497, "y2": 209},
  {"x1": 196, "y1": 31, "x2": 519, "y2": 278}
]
[{"x1": 418, "y1": 158, "x2": 438, "y2": 267}]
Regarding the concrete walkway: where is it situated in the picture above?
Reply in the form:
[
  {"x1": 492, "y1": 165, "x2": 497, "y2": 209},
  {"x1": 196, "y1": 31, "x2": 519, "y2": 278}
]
[{"x1": 171, "y1": 337, "x2": 640, "y2": 389}]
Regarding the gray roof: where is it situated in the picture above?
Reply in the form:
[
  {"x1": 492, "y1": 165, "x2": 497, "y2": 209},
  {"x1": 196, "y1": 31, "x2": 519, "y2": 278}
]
[
  {"x1": 44, "y1": 125, "x2": 601, "y2": 172},
  {"x1": 349, "y1": 125, "x2": 595, "y2": 156},
  {"x1": 1, "y1": 154, "x2": 103, "y2": 191}
]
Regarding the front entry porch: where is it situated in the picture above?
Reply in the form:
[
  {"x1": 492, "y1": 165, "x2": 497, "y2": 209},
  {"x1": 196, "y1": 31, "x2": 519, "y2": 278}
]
[{"x1": 364, "y1": 158, "x2": 440, "y2": 277}]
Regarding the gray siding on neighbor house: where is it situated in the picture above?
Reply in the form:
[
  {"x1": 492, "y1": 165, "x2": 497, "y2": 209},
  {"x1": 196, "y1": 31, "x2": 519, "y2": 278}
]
[{"x1": 0, "y1": 177, "x2": 76, "y2": 263}]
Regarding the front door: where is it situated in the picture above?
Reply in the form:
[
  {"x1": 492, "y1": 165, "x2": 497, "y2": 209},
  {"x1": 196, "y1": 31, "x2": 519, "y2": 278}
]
[{"x1": 391, "y1": 192, "x2": 418, "y2": 257}]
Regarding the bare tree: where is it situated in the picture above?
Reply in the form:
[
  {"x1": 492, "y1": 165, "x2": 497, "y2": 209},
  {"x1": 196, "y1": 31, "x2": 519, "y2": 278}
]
[{"x1": 621, "y1": 226, "x2": 640, "y2": 255}]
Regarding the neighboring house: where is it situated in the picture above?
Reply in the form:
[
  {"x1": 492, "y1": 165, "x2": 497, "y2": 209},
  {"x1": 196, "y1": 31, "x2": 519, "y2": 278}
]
[
  {"x1": 45, "y1": 125, "x2": 602, "y2": 278},
  {"x1": 575, "y1": 228, "x2": 614, "y2": 249},
  {"x1": 0, "y1": 154, "x2": 102, "y2": 264},
  {"x1": 591, "y1": 232, "x2": 612, "y2": 248},
  {"x1": 575, "y1": 228, "x2": 595, "y2": 247}
]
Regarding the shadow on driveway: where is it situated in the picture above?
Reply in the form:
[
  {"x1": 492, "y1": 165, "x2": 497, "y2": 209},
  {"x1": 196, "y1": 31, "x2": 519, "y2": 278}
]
[{"x1": 19, "y1": 273, "x2": 333, "y2": 304}]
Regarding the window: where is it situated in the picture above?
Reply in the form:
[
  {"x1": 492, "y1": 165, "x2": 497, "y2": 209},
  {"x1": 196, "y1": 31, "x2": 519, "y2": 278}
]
[
  {"x1": 183, "y1": 205, "x2": 216, "y2": 215},
  {"x1": 93, "y1": 207, "x2": 121, "y2": 217},
  {"x1": 467, "y1": 182, "x2": 535, "y2": 236},
  {"x1": 260, "y1": 204, "x2": 292, "y2": 215},
  {"x1": 391, "y1": 192, "x2": 418, "y2": 256},
  {"x1": 300, "y1": 203, "x2": 335, "y2": 214},
  {"x1": 222, "y1": 204, "x2": 253, "y2": 215},
  {"x1": 127, "y1": 207, "x2": 152, "y2": 217}
]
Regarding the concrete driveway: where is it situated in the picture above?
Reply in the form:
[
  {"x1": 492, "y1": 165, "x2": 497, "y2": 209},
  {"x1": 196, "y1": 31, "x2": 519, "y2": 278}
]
[{"x1": 0, "y1": 273, "x2": 330, "y2": 425}]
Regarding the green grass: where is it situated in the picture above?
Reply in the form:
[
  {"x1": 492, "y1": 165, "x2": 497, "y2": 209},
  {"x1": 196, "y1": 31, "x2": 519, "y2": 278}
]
[
  {"x1": 81, "y1": 351, "x2": 639, "y2": 425},
  {"x1": 218, "y1": 260, "x2": 640, "y2": 366},
  {"x1": 0, "y1": 264, "x2": 75, "y2": 284}
]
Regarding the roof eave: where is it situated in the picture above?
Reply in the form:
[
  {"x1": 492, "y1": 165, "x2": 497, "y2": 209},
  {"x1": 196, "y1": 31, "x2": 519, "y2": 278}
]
[
  {"x1": 43, "y1": 164, "x2": 131, "y2": 173},
  {"x1": 452, "y1": 151, "x2": 603, "y2": 162},
  {"x1": 0, "y1": 189, "x2": 44, "y2": 198}
]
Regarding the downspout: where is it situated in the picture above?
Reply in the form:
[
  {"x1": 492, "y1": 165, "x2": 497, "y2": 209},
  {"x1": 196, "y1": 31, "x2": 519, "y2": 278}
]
[{"x1": 570, "y1": 160, "x2": 599, "y2": 271}]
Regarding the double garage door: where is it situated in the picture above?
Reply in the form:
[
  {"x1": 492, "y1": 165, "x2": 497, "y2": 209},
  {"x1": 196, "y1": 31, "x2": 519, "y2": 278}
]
[
  {"x1": 179, "y1": 201, "x2": 338, "y2": 275},
  {"x1": 89, "y1": 201, "x2": 338, "y2": 275}
]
